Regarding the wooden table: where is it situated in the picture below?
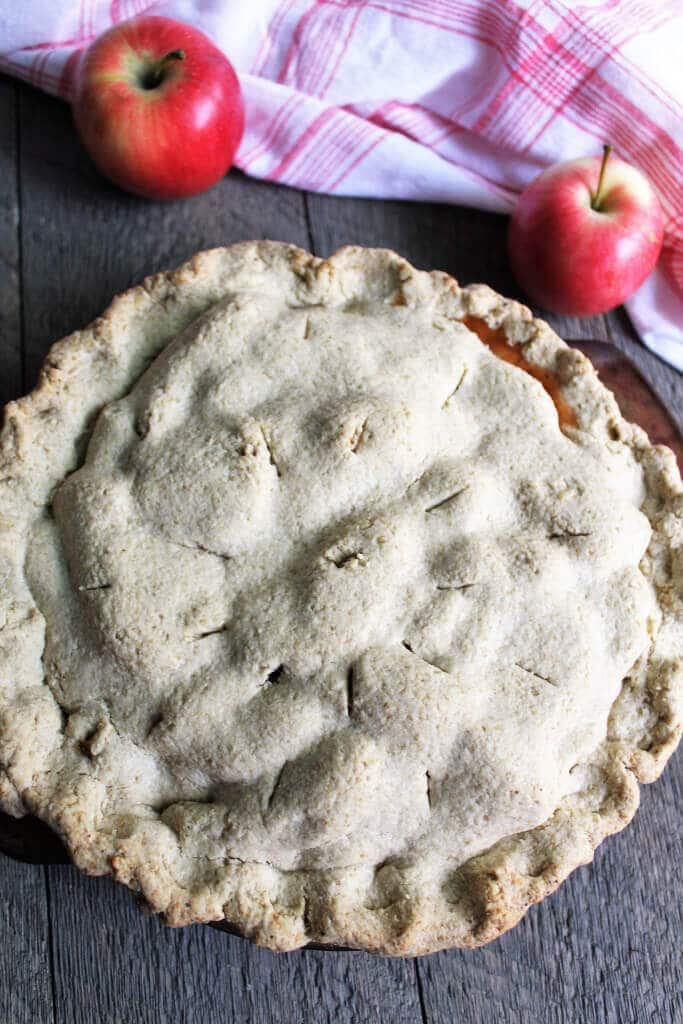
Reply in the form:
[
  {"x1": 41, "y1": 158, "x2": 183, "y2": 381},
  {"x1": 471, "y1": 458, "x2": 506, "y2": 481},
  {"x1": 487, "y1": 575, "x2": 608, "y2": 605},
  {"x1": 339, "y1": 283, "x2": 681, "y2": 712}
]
[{"x1": 0, "y1": 76, "x2": 681, "y2": 1024}]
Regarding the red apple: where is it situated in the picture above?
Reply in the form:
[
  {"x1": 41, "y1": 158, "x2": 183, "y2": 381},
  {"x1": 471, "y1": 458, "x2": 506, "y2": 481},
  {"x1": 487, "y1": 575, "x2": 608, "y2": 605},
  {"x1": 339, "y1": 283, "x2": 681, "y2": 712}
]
[
  {"x1": 73, "y1": 16, "x2": 244, "y2": 200},
  {"x1": 508, "y1": 146, "x2": 664, "y2": 316}
]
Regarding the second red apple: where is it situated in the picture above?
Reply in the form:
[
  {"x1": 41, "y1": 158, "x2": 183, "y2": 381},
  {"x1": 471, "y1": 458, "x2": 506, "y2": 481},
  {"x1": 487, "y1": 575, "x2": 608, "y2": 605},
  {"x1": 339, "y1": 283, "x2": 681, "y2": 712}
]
[{"x1": 508, "y1": 147, "x2": 664, "y2": 317}]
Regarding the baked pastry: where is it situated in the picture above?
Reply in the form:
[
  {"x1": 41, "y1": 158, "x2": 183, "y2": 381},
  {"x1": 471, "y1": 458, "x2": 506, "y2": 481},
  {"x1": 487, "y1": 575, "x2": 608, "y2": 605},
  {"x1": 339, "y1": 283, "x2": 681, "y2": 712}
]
[{"x1": 0, "y1": 243, "x2": 680, "y2": 955}]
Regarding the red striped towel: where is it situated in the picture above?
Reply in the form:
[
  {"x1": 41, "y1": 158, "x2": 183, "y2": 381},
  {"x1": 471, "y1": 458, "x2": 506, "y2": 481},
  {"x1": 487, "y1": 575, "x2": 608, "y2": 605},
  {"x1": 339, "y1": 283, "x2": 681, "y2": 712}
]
[{"x1": 1, "y1": 0, "x2": 681, "y2": 368}]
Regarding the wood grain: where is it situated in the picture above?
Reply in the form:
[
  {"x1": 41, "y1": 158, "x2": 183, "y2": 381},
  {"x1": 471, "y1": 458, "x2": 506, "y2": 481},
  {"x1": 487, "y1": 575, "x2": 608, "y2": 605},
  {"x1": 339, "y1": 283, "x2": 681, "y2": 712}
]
[
  {"x1": 47, "y1": 866, "x2": 422, "y2": 1024},
  {"x1": 7, "y1": 80, "x2": 424, "y2": 1024},
  {"x1": 417, "y1": 776, "x2": 682, "y2": 1024},
  {"x1": 0, "y1": 80, "x2": 54, "y2": 1024},
  {"x1": 0, "y1": 78, "x2": 681, "y2": 1024},
  {"x1": 0, "y1": 79, "x2": 21, "y2": 407},
  {"x1": 0, "y1": 856, "x2": 54, "y2": 1024},
  {"x1": 304, "y1": 189, "x2": 683, "y2": 1024}
]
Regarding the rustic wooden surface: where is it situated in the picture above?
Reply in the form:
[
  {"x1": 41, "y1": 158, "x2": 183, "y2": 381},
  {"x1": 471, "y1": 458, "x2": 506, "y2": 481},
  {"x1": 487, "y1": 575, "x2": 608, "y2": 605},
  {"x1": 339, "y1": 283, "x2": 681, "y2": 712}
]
[{"x1": 0, "y1": 76, "x2": 681, "y2": 1024}]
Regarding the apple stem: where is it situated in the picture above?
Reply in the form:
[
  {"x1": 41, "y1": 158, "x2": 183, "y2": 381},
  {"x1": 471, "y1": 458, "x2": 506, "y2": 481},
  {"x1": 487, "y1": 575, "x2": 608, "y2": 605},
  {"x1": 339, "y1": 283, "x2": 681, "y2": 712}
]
[
  {"x1": 591, "y1": 144, "x2": 612, "y2": 211},
  {"x1": 162, "y1": 49, "x2": 185, "y2": 65},
  {"x1": 140, "y1": 50, "x2": 185, "y2": 90}
]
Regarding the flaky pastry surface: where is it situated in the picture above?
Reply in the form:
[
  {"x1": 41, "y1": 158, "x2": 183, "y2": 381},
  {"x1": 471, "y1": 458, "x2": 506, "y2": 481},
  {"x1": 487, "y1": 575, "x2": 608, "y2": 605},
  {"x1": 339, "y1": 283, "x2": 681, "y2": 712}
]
[{"x1": 0, "y1": 243, "x2": 681, "y2": 954}]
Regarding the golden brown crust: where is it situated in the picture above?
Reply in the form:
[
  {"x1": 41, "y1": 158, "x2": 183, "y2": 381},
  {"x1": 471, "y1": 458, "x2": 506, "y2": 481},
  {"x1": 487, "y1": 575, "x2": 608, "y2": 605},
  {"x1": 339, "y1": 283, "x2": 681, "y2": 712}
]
[{"x1": 0, "y1": 243, "x2": 680, "y2": 955}]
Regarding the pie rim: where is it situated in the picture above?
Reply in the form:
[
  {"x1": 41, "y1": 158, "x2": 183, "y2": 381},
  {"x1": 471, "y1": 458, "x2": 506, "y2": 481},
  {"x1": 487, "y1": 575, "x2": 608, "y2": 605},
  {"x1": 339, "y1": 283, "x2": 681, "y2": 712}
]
[{"x1": 0, "y1": 241, "x2": 680, "y2": 955}]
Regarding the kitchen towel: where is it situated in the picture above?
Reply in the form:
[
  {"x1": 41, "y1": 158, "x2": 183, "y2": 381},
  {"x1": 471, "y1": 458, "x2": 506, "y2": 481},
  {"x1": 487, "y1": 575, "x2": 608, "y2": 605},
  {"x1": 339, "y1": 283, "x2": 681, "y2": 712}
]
[{"x1": 1, "y1": 0, "x2": 681, "y2": 369}]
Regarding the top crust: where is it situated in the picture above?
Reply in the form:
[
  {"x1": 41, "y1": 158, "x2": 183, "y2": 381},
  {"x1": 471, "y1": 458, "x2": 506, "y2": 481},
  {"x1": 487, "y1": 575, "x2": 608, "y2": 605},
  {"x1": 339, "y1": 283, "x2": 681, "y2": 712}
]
[{"x1": 0, "y1": 242, "x2": 681, "y2": 955}]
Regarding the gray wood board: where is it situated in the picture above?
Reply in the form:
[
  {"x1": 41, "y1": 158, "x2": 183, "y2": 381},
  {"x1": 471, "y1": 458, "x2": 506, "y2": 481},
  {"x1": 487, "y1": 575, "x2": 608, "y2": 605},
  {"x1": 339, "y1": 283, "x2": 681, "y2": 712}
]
[
  {"x1": 0, "y1": 78, "x2": 21, "y2": 406},
  {"x1": 0, "y1": 78, "x2": 55, "y2": 1024},
  {"x1": 47, "y1": 867, "x2": 422, "y2": 1024},
  {"x1": 0, "y1": 855, "x2": 54, "y2": 1024},
  {"x1": 0, "y1": 77, "x2": 681, "y2": 1024},
  {"x1": 4, "y1": 79, "x2": 424, "y2": 1024},
  {"x1": 305, "y1": 191, "x2": 683, "y2": 1024}
]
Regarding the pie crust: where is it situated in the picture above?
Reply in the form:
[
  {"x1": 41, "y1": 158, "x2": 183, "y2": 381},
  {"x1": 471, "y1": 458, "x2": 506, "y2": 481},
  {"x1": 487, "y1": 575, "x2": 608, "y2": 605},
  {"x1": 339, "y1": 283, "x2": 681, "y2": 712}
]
[{"x1": 0, "y1": 242, "x2": 681, "y2": 955}]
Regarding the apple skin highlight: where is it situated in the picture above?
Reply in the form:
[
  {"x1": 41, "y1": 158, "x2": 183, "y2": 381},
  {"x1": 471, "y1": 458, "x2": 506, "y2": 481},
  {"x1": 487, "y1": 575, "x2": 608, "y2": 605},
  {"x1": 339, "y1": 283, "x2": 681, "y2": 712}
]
[
  {"x1": 508, "y1": 152, "x2": 664, "y2": 317},
  {"x1": 73, "y1": 16, "x2": 244, "y2": 200}
]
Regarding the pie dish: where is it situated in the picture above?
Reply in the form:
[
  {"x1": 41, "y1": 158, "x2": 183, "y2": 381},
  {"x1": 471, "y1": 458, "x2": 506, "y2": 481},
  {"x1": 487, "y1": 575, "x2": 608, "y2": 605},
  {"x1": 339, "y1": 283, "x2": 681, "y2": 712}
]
[{"x1": 0, "y1": 242, "x2": 681, "y2": 955}]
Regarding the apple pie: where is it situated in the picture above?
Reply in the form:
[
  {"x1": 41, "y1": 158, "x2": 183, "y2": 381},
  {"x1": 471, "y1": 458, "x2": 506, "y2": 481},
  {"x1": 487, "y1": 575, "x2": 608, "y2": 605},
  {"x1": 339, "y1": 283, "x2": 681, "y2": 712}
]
[{"x1": 0, "y1": 243, "x2": 680, "y2": 954}]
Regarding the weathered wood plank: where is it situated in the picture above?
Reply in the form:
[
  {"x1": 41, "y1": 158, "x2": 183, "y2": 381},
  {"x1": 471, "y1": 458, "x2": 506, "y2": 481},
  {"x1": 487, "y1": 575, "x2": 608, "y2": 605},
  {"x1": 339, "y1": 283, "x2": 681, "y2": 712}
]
[
  {"x1": 0, "y1": 857, "x2": 54, "y2": 1024},
  {"x1": 47, "y1": 865, "x2": 302, "y2": 1024},
  {"x1": 2, "y1": 76, "x2": 680, "y2": 1024},
  {"x1": 305, "y1": 189, "x2": 682, "y2": 1024},
  {"x1": 0, "y1": 77, "x2": 53, "y2": 1024},
  {"x1": 417, "y1": 770, "x2": 682, "y2": 1024},
  {"x1": 15, "y1": 80, "x2": 423, "y2": 1024},
  {"x1": 47, "y1": 865, "x2": 422, "y2": 1024},
  {"x1": 0, "y1": 77, "x2": 21, "y2": 408}
]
